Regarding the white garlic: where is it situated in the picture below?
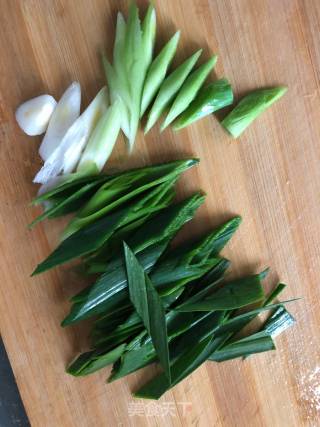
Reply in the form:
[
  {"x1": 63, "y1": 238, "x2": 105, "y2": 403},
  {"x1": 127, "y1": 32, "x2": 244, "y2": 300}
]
[
  {"x1": 15, "y1": 94, "x2": 57, "y2": 136},
  {"x1": 39, "y1": 82, "x2": 81, "y2": 161}
]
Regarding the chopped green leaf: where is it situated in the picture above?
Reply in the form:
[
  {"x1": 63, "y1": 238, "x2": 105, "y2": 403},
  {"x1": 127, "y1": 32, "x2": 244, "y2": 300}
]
[
  {"x1": 67, "y1": 343, "x2": 126, "y2": 376},
  {"x1": 175, "y1": 274, "x2": 265, "y2": 311},
  {"x1": 124, "y1": 243, "x2": 171, "y2": 382},
  {"x1": 209, "y1": 332, "x2": 275, "y2": 362}
]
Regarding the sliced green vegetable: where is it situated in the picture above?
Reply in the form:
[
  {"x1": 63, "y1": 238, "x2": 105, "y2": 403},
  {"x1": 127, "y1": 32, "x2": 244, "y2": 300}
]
[
  {"x1": 175, "y1": 274, "x2": 265, "y2": 311},
  {"x1": 77, "y1": 101, "x2": 122, "y2": 173},
  {"x1": 63, "y1": 158, "x2": 198, "y2": 238},
  {"x1": 262, "y1": 306, "x2": 295, "y2": 338},
  {"x1": 124, "y1": 243, "x2": 171, "y2": 381},
  {"x1": 140, "y1": 31, "x2": 180, "y2": 117},
  {"x1": 62, "y1": 194, "x2": 205, "y2": 325},
  {"x1": 173, "y1": 78, "x2": 234, "y2": 130},
  {"x1": 67, "y1": 343, "x2": 126, "y2": 376},
  {"x1": 109, "y1": 311, "x2": 224, "y2": 382},
  {"x1": 145, "y1": 49, "x2": 202, "y2": 133},
  {"x1": 141, "y1": 4, "x2": 156, "y2": 70},
  {"x1": 221, "y1": 86, "x2": 287, "y2": 138},
  {"x1": 209, "y1": 331, "x2": 275, "y2": 362},
  {"x1": 112, "y1": 13, "x2": 131, "y2": 137},
  {"x1": 32, "y1": 174, "x2": 107, "y2": 206},
  {"x1": 212, "y1": 300, "x2": 299, "y2": 338},
  {"x1": 263, "y1": 283, "x2": 286, "y2": 307},
  {"x1": 32, "y1": 183, "x2": 173, "y2": 275},
  {"x1": 125, "y1": 4, "x2": 144, "y2": 150},
  {"x1": 134, "y1": 335, "x2": 221, "y2": 399},
  {"x1": 161, "y1": 55, "x2": 218, "y2": 130},
  {"x1": 29, "y1": 181, "x2": 102, "y2": 227}
]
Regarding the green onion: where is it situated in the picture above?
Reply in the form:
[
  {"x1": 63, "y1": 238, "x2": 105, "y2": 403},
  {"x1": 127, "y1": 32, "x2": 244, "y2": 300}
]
[
  {"x1": 32, "y1": 181, "x2": 176, "y2": 275},
  {"x1": 141, "y1": 4, "x2": 156, "y2": 70},
  {"x1": 67, "y1": 344, "x2": 126, "y2": 377},
  {"x1": 173, "y1": 78, "x2": 233, "y2": 130},
  {"x1": 140, "y1": 31, "x2": 180, "y2": 117},
  {"x1": 63, "y1": 158, "x2": 198, "y2": 238},
  {"x1": 77, "y1": 101, "x2": 122, "y2": 173},
  {"x1": 124, "y1": 243, "x2": 171, "y2": 382},
  {"x1": 161, "y1": 55, "x2": 218, "y2": 130},
  {"x1": 175, "y1": 274, "x2": 265, "y2": 311},
  {"x1": 209, "y1": 332, "x2": 275, "y2": 362},
  {"x1": 145, "y1": 49, "x2": 202, "y2": 133},
  {"x1": 221, "y1": 86, "x2": 287, "y2": 138}
]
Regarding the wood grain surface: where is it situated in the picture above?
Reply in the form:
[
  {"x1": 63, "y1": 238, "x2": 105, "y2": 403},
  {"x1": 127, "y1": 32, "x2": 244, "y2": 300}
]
[{"x1": 0, "y1": 1, "x2": 319, "y2": 426}]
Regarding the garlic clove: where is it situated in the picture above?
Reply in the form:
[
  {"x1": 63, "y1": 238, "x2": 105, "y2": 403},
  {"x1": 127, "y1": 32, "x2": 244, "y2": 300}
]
[
  {"x1": 15, "y1": 94, "x2": 57, "y2": 136},
  {"x1": 39, "y1": 82, "x2": 81, "y2": 161}
]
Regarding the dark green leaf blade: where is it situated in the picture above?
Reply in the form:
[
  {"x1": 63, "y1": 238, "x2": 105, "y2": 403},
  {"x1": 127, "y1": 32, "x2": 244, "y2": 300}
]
[
  {"x1": 176, "y1": 274, "x2": 264, "y2": 311},
  {"x1": 67, "y1": 343, "x2": 126, "y2": 376},
  {"x1": 32, "y1": 208, "x2": 127, "y2": 275},
  {"x1": 134, "y1": 334, "x2": 224, "y2": 400},
  {"x1": 124, "y1": 243, "x2": 171, "y2": 382},
  {"x1": 209, "y1": 332, "x2": 275, "y2": 362}
]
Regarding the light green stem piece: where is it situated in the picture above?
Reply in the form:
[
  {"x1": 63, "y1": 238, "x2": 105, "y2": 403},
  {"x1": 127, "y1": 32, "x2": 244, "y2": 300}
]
[
  {"x1": 140, "y1": 31, "x2": 180, "y2": 117},
  {"x1": 145, "y1": 49, "x2": 202, "y2": 133},
  {"x1": 221, "y1": 86, "x2": 287, "y2": 138},
  {"x1": 161, "y1": 55, "x2": 218, "y2": 131},
  {"x1": 141, "y1": 4, "x2": 156, "y2": 70},
  {"x1": 77, "y1": 101, "x2": 121, "y2": 173}
]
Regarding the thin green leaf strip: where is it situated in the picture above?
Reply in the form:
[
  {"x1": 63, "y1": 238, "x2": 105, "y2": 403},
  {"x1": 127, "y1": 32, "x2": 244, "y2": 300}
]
[
  {"x1": 124, "y1": 243, "x2": 171, "y2": 382},
  {"x1": 175, "y1": 274, "x2": 265, "y2": 312},
  {"x1": 209, "y1": 332, "x2": 275, "y2": 362},
  {"x1": 67, "y1": 343, "x2": 126, "y2": 376}
]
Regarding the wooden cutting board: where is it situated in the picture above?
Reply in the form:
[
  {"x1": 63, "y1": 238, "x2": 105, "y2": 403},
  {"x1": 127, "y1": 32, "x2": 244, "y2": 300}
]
[{"x1": 0, "y1": 1, "x2": 319, "y2": 426}]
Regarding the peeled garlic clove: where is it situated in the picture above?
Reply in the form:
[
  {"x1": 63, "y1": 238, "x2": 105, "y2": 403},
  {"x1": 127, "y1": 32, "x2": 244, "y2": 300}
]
[
  {"x1": 33, "y1": 87, "x2": 108, "y2": 184},
  {"x1": 39, "y1": 81, "x2": 81, "y2": 161},
  {"x1": 15, "y1": 95, "x2": 57, "y2": 136}
]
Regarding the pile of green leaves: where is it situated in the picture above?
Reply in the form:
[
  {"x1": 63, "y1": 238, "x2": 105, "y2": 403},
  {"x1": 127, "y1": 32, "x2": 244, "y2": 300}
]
[{"x1": 31, "y1": 159, "x2": 296, "y2": 399}]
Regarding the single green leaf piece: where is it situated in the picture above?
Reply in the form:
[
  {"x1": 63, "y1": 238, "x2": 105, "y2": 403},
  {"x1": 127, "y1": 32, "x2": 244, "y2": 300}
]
[
  {"x1": 161, "y1": 55, "x2": 218, "y2": 130},
  {"x1": 77, "y1": 101, "x2": 122, "y2": 173},
  {"x1": 175, "y1": 274, "x2": 264, "y2": 311},
  {"x1": 145, "y1": 49, "x2": 202, "y2": 133},
  {"x1": 67, "y1": 343, "x2": 126, "y2": 376},
  {"x1": 221, "y1": 86, "x2": 287, "y2": 138},
  {"x1": 209, "y1": 332, "x2": 275, "y2": 362},
  {"x1": 140, "y1": 31, "x2": 180, "y2": 117},
  {"x1": 173, "y1": 78, "x2": 234, "y2": 130},
  {"x1": 141, "y1": 4, "x2": 156, "y2": 70},
  {"x1": 124, "y1": 243, "x2": 171, "y2": 382}
]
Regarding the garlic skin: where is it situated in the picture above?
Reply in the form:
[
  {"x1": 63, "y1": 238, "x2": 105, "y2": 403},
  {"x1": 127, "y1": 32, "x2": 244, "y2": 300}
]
[
  {"x1": 15, "y1": 95, "x2": 57, "y2": 136},
  {"x1": 39, "y1": 82, "x2": 81, "y2": 161}
]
